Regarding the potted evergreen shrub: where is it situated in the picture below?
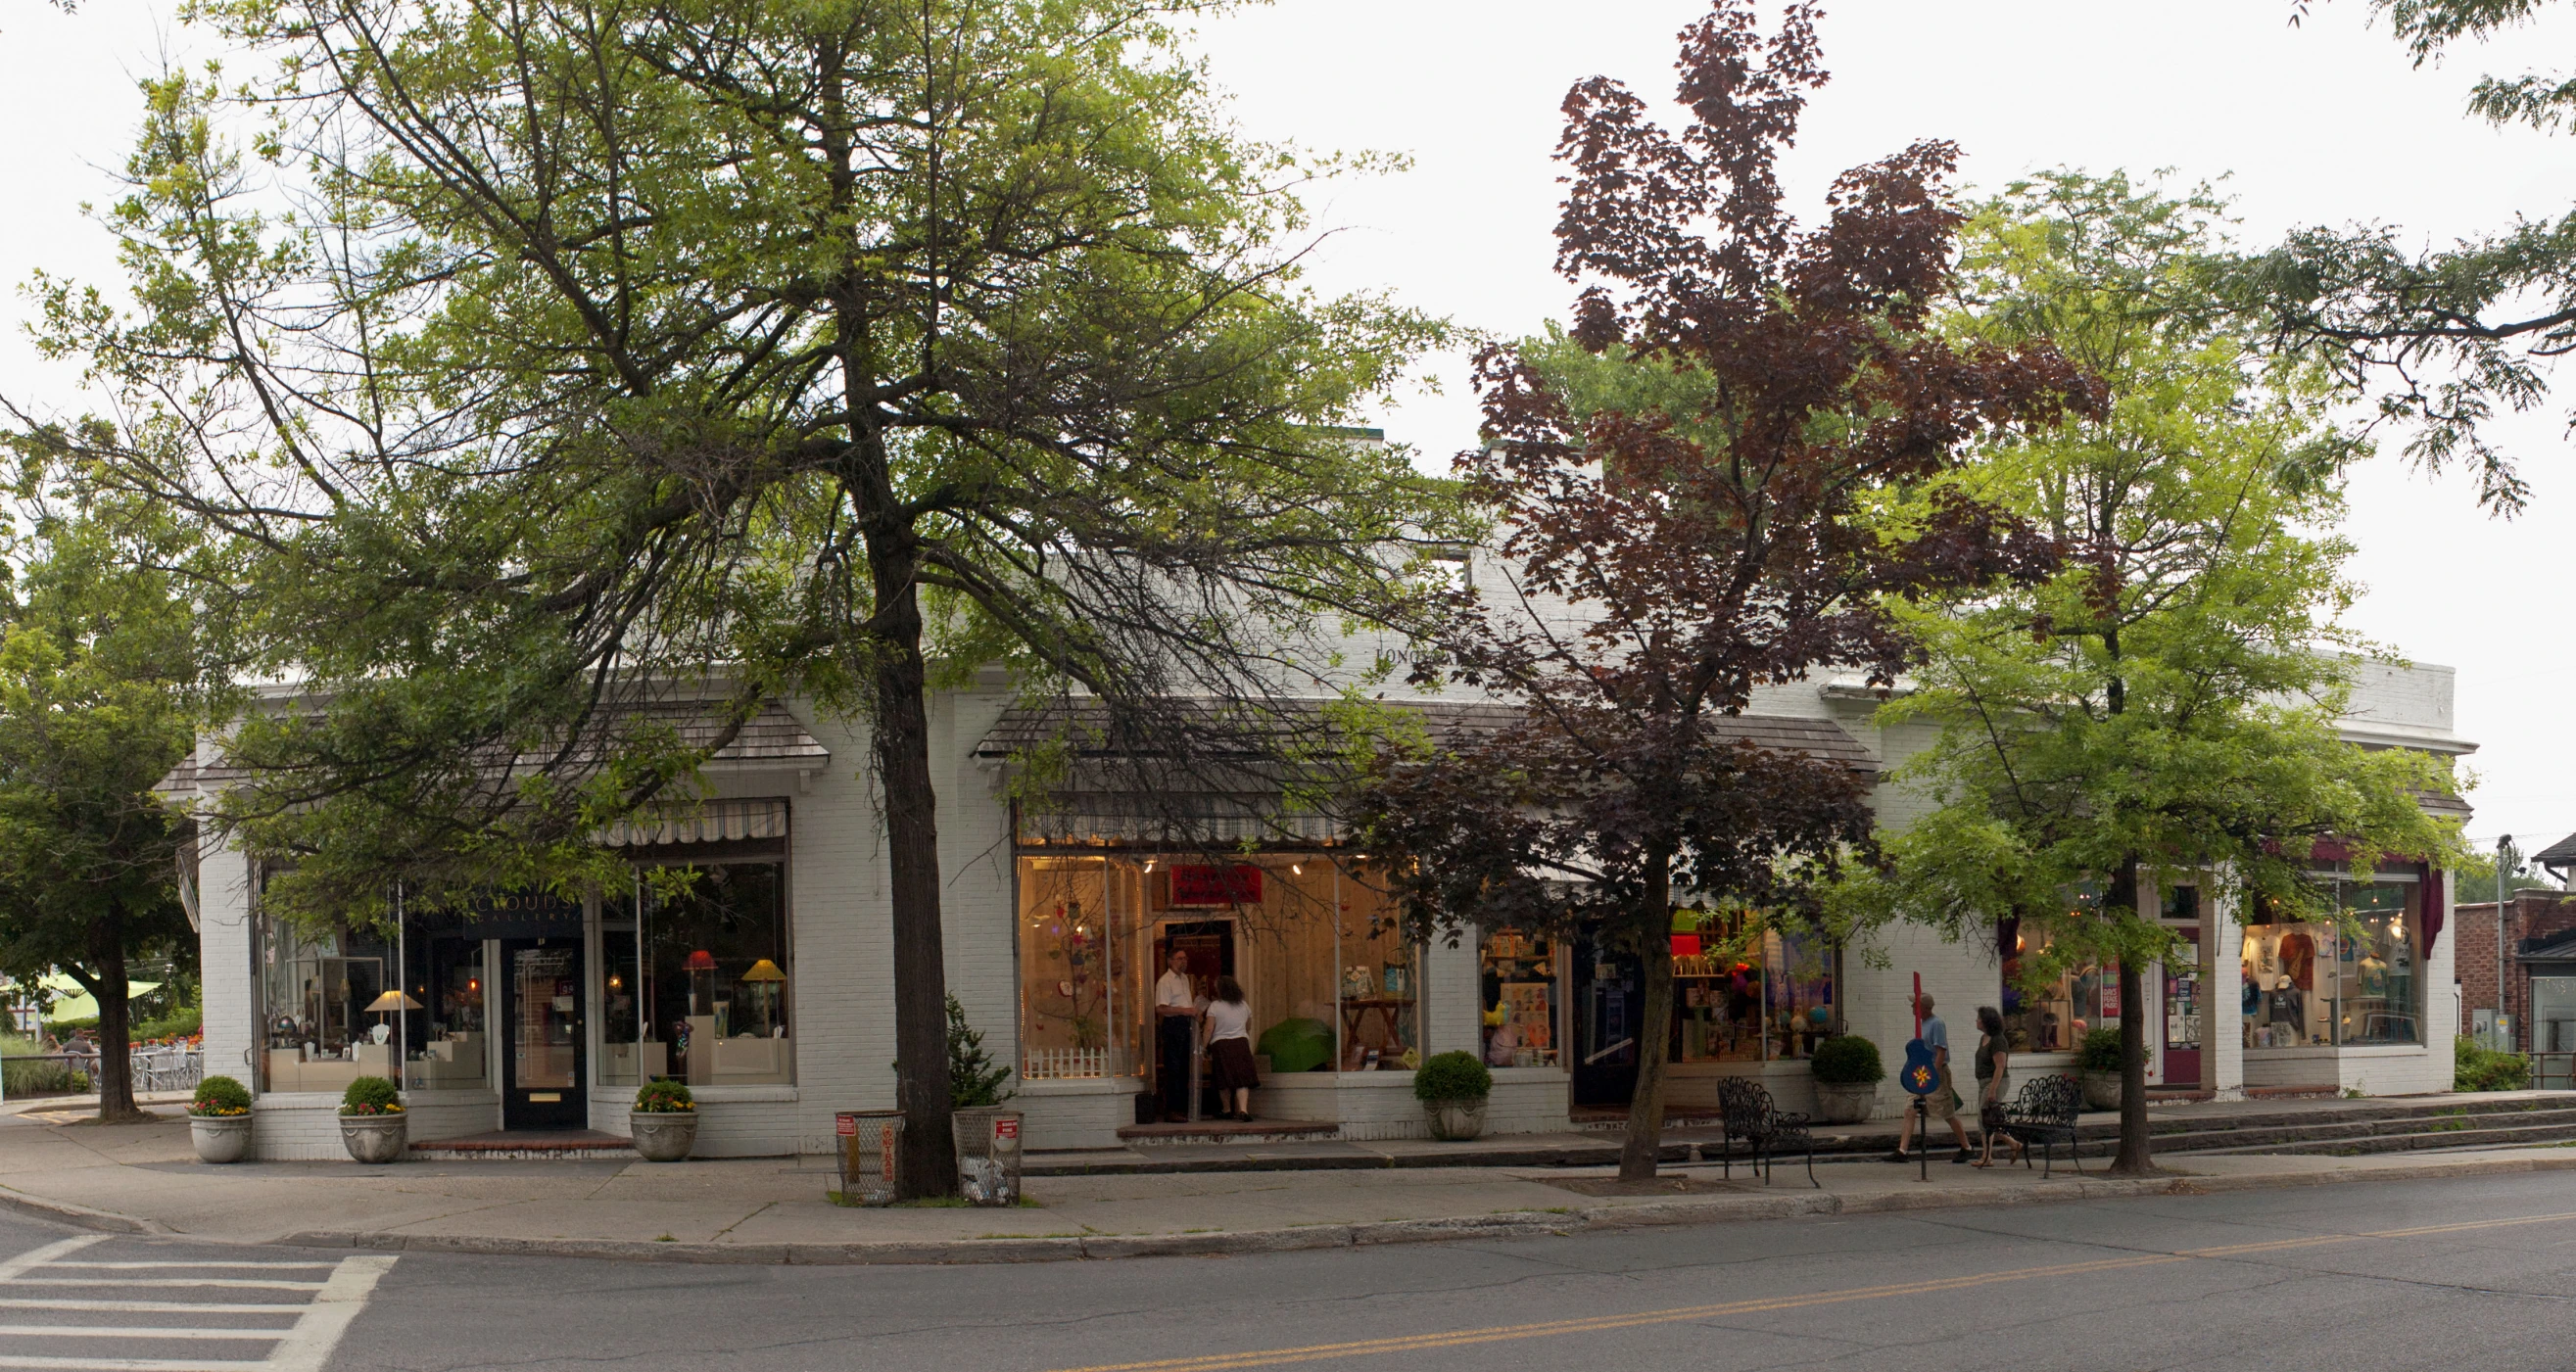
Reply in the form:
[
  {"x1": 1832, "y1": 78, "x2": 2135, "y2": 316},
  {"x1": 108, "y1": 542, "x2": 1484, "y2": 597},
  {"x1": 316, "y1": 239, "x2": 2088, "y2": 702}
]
[
  {"x1": 1807, "y1": 1035, "x2": 1883, "y2": 1124},
  {"x1": 2076, "y1": 1027, "x2": 2123, "y2": 1111},
  {"x1": 187, "y1": 1074, "x2": 254, "y2": 1163},
  {"x1": 1413, "y1": 1050, "x2": 1493, "y2": 1141},
  {"x1": 337, "y1": 1075, "x2": 406, "y2": 1163},
  {"x1": 631, "y1": 1078, "x2": 698, "y2": 1161}
]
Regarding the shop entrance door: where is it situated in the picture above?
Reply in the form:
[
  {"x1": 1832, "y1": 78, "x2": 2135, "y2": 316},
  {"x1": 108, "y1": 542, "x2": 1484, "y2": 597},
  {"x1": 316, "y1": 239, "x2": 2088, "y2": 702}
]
[
  {"x1": 501, "y1": 938, "x2": 585, "y2": 1130},
  {"x1": 2163, "y1": 925, "x2": 2203, "y2": 1088},
  {"x1": 1572, "y1": 943, "x2": 1641, "y2": 1108}
]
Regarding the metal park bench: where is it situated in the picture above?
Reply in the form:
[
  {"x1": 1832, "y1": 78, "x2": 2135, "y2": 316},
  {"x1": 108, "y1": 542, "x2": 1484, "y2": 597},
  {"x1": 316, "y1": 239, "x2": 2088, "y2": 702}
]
[
  {"x1": 1716, "y1": 1076, "x2": 1817, "y2": 1187},
  {"x1": 1996, "y1": 1074, "x2": 2083, "y2": 1178}
]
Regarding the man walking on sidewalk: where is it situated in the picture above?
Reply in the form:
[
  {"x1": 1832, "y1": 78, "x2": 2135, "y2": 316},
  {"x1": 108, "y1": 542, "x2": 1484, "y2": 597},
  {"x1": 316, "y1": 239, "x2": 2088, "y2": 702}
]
[{"x1": 1886, "y1": 991, "x2": 1972, "y2": 1164}]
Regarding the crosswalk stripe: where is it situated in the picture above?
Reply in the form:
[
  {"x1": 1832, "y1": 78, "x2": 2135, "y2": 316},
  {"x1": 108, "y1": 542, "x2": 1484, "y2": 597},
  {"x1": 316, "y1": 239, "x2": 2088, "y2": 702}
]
[
  {"x1": 0, "y1": 1300, "x2": 312, "y2": 1314},
  {"x1": 262, "y1": 1255, "x2": 396, "y2": 1372},
  {"x1": 0, "y1": 1348, "x2": 268, "y2": 1358},
  {"x1": 45, "y1": 1261, "x2": 337, "y2": 1271},
  {"x1": 0, "y1": 1237, "x2": 106, "y2": 1282},
  {"x1": 0, "y1": 1242, "x2": 394, "y2": 1372},
  {"x1": 0, "y1": 1325, "x2": 285, "y2": 1340},
  {"x1": 13, "y1": 1278, "x2": 327, "y2": 1291}
]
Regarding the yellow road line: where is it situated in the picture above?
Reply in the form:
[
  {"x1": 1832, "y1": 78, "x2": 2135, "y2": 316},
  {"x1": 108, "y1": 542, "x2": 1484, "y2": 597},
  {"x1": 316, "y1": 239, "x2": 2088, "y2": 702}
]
[{"x1": 1051, "y1": 1208, "x2": 2576, "y2": 1372}]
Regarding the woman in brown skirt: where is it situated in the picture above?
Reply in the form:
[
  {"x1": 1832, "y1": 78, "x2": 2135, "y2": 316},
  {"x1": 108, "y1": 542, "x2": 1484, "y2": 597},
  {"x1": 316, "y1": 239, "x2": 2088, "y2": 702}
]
[{"x1": 1202, "y1": 976, "x2": 1259, "y2": 1121}]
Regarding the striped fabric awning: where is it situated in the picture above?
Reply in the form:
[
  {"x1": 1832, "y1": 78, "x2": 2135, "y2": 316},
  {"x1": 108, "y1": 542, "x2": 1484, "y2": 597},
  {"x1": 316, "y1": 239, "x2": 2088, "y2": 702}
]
[{"x1": 598, "y1": 798, "x2": 790, "y2": 847}]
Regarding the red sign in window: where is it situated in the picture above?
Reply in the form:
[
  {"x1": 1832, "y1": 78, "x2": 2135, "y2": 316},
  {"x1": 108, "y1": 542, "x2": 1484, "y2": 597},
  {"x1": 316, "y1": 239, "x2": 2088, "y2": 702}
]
[{"x1": 1169, "y1": 864, "x2": 1264, "y2": 907}]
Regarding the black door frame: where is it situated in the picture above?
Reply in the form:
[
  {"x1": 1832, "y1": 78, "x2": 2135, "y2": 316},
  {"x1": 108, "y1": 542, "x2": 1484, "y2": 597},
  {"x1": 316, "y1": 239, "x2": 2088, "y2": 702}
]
[
  {"x1": 1572, "y1": 941, "x2": 1642, "y2": 1107},
  {"x1": 500, "y1": 936, "x2": 586, "y2": 1131}
]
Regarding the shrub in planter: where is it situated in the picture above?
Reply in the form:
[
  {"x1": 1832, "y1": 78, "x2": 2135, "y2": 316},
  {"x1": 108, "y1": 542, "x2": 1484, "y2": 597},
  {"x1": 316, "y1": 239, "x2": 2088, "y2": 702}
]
[
  {"x1": 1808, "y1": 1035, "x2": 1884, "y2": 1124},
  {"x1": 1413, "y1": 1050, "x2": 1493, "y2": 1141},
  {"x1": 631, "y1": 1078, "x2": 699, "y2": 1161},
  {"x1": 187, "y1": 1074, "x2": 255, "y2": 1163},
  {"x1": 338, "y1": 1075, "x2": 406, "y2": 1164},
  {"x1": 2076, "y1": 1028, "x2": 2123, "y2": 1110}
]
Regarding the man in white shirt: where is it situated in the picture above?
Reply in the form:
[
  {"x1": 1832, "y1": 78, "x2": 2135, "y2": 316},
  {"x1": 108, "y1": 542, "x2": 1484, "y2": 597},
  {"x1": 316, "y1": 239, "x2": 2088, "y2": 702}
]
[{"x1": 1155, "y1": 948, "x2": 1200, "y2": 1121}]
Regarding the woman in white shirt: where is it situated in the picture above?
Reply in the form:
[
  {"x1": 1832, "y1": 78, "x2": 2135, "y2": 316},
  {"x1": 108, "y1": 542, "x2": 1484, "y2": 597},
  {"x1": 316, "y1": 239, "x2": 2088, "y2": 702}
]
[{"x1": 1201, "y1": 976, "x2": 1258, "y2": 1122}]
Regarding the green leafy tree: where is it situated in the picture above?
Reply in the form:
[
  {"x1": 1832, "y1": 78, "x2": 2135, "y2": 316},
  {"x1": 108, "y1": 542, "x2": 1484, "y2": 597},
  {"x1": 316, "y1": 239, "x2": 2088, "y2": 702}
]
[
  {"x1": 0, "y1": 515, "x2": 203, "y2": 1121},
  {"x1": 2259, "y1": 0, "x2": 2576, "y2": 509},
  {"x1": 1872, "y1": 172, "x2": 2465, "y2": 1174},
  {"x1": 14, "y1": 0, "x2": 1453, "y2": 1192}
]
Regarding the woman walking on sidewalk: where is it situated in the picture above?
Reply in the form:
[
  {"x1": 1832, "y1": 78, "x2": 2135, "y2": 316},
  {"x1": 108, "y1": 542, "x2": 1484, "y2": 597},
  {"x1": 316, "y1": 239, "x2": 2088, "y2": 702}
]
[{"x1": 1973, "y1": 1005, "x2": 2025, "y2": 1168}]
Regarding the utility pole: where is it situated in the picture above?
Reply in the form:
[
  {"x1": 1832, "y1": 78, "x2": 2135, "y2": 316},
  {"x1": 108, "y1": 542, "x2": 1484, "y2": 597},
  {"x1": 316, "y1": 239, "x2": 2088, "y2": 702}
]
[{"x1": 2498, "y1": 834, "x2": 2516, "y2": 1052}]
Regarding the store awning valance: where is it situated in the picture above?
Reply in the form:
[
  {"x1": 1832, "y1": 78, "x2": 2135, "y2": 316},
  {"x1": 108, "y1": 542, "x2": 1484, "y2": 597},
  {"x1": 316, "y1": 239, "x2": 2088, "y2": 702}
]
[{"x1": 599, "y1": 798, "x2": 790, "y2": 847}]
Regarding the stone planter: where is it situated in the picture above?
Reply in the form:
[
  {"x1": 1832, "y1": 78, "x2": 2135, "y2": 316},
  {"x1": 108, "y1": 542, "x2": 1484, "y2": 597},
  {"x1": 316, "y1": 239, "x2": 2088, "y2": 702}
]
[
  {"x1": 339, "y1": 1112, "x2": 407, "y2": 1164},
  {"x1": 189, "y1": 1113, "x2": 253, "y2": 1163},
  {"x1": 1423, "y1": 1100, "x2": 1487, "y2": 1141},
  {"x1": 2078, "y1": 1070, "x2": 2123, "y2": 1112},
  {"x1": 1810, "y1": 1081, "x2": 1878, "y2": 1125},
  {"x1": 630, "y1": 1110, "x2": 698, "y2": 1162}
]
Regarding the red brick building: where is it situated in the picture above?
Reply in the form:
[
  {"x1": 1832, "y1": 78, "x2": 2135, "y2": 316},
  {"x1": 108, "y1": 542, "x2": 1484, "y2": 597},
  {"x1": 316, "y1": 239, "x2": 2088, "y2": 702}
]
[{"x1": 2454, "y1": 888, "x2": 2576, "y2": 1049}]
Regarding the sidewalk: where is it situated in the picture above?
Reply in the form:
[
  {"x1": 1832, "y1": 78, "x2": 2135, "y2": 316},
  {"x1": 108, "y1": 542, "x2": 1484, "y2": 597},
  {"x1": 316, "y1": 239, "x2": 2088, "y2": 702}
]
[{"x1": 8, "y1": 1109, "x2": 2576, "y2": 1265}]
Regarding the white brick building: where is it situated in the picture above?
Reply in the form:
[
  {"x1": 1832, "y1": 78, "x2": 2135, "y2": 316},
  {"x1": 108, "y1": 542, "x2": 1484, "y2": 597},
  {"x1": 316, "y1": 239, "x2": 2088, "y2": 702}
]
[{"x1": 175, "y1": 649, "x2": 2473, "y2": 1160}]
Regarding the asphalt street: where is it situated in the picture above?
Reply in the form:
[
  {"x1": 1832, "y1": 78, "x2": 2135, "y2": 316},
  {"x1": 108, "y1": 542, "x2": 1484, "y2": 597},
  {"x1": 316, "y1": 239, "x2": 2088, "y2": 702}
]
[{"x1": 6, "y1": 1170, "x2": 2576, "y2": 1372}]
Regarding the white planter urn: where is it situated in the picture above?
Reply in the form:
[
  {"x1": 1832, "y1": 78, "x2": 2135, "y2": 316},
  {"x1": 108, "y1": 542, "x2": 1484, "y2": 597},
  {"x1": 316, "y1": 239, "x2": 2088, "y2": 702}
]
[
  {"x1": 2078, "y1": 1070, "x2": 2123, "y2": 1112},
  {"x1": 630, "y1": 1111, "x2": 698, "y2": 1162},
  {"x1": 189, "y1": 1114, "x2": 254, "y2": 1163},
  {"x1": 339, "y1": 1112, "x2": 407, "y2": 1164},
  {"x1": 1423, "y1": 1100, "x2": 1488, "y2": 1141},
  {"x1": 1810, "y1": 1081, "x2": 1877, "y2": 1125}
]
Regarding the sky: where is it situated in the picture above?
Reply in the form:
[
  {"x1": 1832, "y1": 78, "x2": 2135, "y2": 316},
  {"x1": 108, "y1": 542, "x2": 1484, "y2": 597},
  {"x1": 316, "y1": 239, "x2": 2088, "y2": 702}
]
[{"x1": 3, "y1": 0, "x2": 2574, "y2": 854}]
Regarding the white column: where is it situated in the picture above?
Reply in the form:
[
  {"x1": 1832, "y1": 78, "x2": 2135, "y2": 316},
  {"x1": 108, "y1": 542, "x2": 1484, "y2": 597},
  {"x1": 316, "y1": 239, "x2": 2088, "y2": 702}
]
[
  {"x1": 1422, "y1": 933, "x2": 1480, "y2": 1058},
  {"x1": 2208, "y1": 875, "x2": 2245, "y2": 1101},
  {"x1": 199, "y1": 837, "x2": 259, "y2": 1091}
]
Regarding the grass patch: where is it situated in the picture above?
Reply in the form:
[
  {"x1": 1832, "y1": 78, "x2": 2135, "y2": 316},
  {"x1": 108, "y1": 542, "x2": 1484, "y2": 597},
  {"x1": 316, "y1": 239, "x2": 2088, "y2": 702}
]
[{"x1": 654, "y1": 1234, "x2": 676, "y2": 1243}]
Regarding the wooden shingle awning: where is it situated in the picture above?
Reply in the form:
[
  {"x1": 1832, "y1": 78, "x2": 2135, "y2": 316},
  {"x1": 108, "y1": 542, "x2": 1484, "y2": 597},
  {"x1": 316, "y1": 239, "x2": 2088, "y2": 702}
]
[
  {"x1": 982, "y1": 697, "x2": 1879, "y2": 847},
  {"x1": 157, "y1": 697, "x2": 827, "y2": 799}
]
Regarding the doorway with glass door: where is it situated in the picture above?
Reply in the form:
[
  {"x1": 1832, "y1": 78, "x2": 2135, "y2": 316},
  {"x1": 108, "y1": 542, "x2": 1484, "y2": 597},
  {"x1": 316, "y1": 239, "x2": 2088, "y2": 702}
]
[{"x1": 501, "y1": 937, "x2": 585, "y2": 1130}]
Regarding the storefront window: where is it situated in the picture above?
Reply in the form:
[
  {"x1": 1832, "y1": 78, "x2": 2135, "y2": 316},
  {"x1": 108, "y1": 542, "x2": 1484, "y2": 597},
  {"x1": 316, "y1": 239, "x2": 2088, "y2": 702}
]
[
  {"x1": 1050, "y1": 851, "x2": 1416, "y2": 1097},
  {"x1": 1997, "y1": 916, "x2": 2113, "y2": 1054},
  {"x1": 637, "y1": 862, "x2": 791, "y2": 1085},
  {"x1": 2241, "y1": 874, "x2": 2422, "y2": 1048},
  {"x1": 256, "y1": 902, "x2": 395, "y2": 1093},
  {"x1": 1669, "y1": 911, "x2": 1840, "y2": 1063},
  {"x1": 1019, "y1": 857, "x2": 1120, "y2": 1079},
  {"x1": 405, "y1": 936, "x2": 488, "y2": 1089},
  {"x1": 1479, "y1": 928, "x2": 1559, "y2": 1067}
]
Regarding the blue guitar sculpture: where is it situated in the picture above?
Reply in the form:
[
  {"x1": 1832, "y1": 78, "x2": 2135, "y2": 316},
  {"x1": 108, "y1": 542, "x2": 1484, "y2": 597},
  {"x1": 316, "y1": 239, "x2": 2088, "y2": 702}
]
[
  {"x1": 1900, "y1": 1036, "x2": 1941, "y2": 1096},
  {"x1": 1900, "y1": 970, "x2": 1940, "y2": 1096}
]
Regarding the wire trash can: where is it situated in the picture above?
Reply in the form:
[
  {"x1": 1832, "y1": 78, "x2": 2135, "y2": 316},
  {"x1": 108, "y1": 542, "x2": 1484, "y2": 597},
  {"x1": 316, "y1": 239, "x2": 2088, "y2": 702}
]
[
  {"x1": 835, "y1": 1110, "x2": 905, "y2": 1206},
  {"x1": 951, "y1": 1107, "x2": 1025, "y2": 1206}
]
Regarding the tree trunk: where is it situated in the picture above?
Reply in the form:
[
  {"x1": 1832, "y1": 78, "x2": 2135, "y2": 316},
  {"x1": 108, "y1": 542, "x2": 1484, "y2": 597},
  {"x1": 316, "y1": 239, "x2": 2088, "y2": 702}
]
[
  {"x1": 1618, "y1": 870, "x2": 1676, "y2": 1182},
  {"x1": 2106, "y1": 851, "x2": 2153, "y2": 1175},
  {"x1": 871, "y1": 565, "x2": 958, "y2": 1199},
  {"x1": 86, "y1": 905, "x2": 140, "y2": 1122}
]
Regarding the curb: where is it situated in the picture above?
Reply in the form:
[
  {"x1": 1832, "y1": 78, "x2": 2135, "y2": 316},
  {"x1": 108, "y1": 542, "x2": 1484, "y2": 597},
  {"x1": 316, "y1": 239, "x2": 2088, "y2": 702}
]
[
  {"x1": 22, "y1": 1153, "x2": 2576, "y2": 1266},
  {"x1": 0, "y1": 1184, "x2": 171, "y2": 1236}
]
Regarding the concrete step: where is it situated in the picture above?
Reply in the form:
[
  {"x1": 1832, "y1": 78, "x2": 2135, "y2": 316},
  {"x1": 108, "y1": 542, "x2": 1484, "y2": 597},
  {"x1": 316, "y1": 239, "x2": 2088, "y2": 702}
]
[{"x1": 2181, "y1": 1118, "x2": 2576, "y2": 1158}]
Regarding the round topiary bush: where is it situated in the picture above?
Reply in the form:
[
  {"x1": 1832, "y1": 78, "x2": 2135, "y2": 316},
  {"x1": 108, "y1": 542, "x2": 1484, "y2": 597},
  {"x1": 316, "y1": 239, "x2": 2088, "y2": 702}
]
[
  {"x1": 339, "y1": 1075, "x2": 403, "y2": 1116},
  {"x1": 635, "y1": 1078, "x2": 696, "y2": 1112},
  {"x1": 191, "y1": 1074, "x2": 252, "y2": 1117},
  {"x1": 1412, "y1": 1050, "x2": 1493, "y2": 1103},
  {"x1": 1809, "y1": 1035, "x2": 1884, "y2": 1085},
  {"x1": 2077, "y1": 1027, "x2": 2123, "y2": 1074}
]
